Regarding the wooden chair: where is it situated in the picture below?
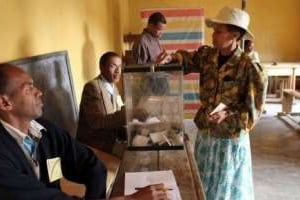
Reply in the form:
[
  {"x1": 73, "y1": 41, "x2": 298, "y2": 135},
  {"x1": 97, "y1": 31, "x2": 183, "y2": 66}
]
[{"x1": 123, "y1": 33, "x2": 140, "y2": 65}]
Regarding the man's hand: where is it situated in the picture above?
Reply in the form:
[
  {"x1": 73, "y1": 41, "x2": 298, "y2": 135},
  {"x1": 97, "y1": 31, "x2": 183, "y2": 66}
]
[
  {"x1": 155, "y1": 50, "x2": 169, "y2": 64},
  {"x1": 208, "y1": 110, "x2": 228, "y2": 124},
  {"x1": 109, "y1": 183, "x2": 168, "y2": 200},
  {"x1": 127, "y1": 183, "x2": 168, "y2": 200}
]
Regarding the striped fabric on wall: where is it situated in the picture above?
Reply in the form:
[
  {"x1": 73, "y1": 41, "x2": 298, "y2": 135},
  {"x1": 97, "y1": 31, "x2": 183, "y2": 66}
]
[
  {"x1": 140, "y1": 8, "x2": 204, "y2": 118},
  {"x1": 183, "y1": 73, "x2": 201, "y2": 119}
]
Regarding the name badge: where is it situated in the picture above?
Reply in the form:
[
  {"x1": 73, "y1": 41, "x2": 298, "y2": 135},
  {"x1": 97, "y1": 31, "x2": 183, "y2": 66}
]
[
  {"x1": 46, "y1": 157, "x2": 63, "y2": 182},
  {"x1": 116, "y1": 95, "x2": 124, "y2": 107}
]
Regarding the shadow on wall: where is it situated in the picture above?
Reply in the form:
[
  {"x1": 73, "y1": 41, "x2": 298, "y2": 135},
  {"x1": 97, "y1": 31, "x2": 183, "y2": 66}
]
[
  {"x1": 82, "y1": 22, "x2": 97, "y2": 81},
  {"x1": 16, "y1": 0, "x2": 34, "y2": 59},
  {"x1": 18, "y1": 34, "x2": 34, "y2": 58},
  {"x1": 110, "y1": 0, "x2": 122, "y2": 54},
  {"x1": 106, "y1": 1, "x2": 124, "y2": 96}
]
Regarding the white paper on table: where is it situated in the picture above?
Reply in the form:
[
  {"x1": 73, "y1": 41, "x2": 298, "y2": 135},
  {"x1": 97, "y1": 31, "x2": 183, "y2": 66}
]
[
  {"x1": 209, "y1": 102, "x2": 227, "y2": 115},
  {"x1": 125, "y1": 170, "x2": 182, "y2": 200}
]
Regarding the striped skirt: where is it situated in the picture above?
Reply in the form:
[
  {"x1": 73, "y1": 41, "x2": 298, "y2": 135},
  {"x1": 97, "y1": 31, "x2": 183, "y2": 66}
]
[{"x1": 194, "y1": 130, "x2": 254, "y2": 200}]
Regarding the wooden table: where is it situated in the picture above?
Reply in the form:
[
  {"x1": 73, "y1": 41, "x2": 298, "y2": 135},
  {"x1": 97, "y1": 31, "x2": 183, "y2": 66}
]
[
  {"x1": 265, "y1": 62, "x2": 300, "y2": 92},
  {"x1": 110, "y1": 144, "x2": 205, "y2": 200}
]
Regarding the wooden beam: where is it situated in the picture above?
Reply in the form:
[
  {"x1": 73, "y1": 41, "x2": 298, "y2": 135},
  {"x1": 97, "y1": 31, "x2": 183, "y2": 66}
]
[{"x1": 242, "y1": 0, "x2": 247, "y2": 10}]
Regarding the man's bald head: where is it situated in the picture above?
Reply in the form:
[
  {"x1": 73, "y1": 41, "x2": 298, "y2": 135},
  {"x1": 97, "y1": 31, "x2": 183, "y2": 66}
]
[
  {"x1": 0, "y1": 63, "x2": 43, "y2": 122},
  {"x1": 0, "y1": 63, "x2": 26, "y2": 95}
]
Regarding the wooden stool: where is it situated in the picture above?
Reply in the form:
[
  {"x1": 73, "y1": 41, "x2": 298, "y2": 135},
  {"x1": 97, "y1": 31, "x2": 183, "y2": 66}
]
[{"x1": 282, "y1": 89, "x2": 300, "y2": 113}]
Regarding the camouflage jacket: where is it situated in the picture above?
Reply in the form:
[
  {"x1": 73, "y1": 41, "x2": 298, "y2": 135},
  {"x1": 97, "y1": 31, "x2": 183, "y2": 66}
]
[{"x1": 178, "y1": 46, "x2": 268, "y2": 138}]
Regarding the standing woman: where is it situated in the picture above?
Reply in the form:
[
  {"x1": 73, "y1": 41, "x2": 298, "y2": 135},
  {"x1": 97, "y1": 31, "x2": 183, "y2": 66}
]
[{"x1": 174, "y1": 7, "x2": 268, "y2": 200}]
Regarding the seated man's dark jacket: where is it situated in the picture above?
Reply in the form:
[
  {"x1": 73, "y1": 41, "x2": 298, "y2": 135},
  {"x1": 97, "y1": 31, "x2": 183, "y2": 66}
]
[{"x1": 0, "y1": 118, "x2": 107, "y2": 200}]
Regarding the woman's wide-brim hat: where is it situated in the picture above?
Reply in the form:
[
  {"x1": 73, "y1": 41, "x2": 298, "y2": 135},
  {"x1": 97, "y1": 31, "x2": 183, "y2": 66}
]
[{"x1": 205, "y1": 7, "x2": 254, "y2": 39}]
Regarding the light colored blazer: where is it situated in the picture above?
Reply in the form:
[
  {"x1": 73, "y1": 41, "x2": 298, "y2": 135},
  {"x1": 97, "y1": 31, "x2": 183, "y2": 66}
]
[{"x1": 77, "y1": 75, "x2": 125, "y2": 153}]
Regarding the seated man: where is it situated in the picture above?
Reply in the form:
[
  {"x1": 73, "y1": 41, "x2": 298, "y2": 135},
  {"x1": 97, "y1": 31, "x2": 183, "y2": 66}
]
[
  {"x1": 0, "y1": 63, "x2": 167, "y2": 200},
  {"x1": 77, "y1": 52, "x2": 126, "y2": 155}
]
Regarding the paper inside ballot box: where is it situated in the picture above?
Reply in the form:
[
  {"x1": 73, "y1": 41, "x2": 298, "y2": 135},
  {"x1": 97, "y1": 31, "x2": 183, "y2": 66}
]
[
  {"x1": 125, "y1": 170, "x2": 182, "y2": 200},
  {"x1": 129, "y1": 118, "x2": 182, "y2": 146},
  {"x1": 137, "y1": 96, "x2": 182, "y2": 122}
]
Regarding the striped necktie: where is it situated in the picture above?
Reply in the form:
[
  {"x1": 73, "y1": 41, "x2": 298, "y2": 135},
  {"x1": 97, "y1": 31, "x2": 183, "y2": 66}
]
[{"x1": 23, "y1": 136, "x2": 36, "y2": 156}]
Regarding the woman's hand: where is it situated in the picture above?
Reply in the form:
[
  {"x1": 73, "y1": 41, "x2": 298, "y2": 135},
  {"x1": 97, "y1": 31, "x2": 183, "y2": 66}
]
[{"x1": 208, "y1": 110, "x2": 228, "y2": 124}]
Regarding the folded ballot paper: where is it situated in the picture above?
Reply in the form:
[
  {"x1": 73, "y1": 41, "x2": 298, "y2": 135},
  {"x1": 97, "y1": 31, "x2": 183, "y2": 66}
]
[
  {"x1": 125, "y1": 170, "x2": 182, "y2": 200},
  {"x1": 209, "y1": 102, "x2": 227, "y2": 115}
]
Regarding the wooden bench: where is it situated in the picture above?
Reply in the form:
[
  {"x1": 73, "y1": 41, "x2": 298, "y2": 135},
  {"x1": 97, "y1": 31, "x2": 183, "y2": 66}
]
[
  {"x1": 282, "y1": 89, "x2": 300, "y2": 113},
  {"x1": 277, "y1": 89, "x2": 300, "y2": 133}
]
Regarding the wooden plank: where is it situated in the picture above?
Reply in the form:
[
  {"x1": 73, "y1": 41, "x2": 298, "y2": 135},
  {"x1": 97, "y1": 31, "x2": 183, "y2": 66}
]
[
  {"x1": 264, "y1": 62, "x2": 300, "y2": 76},
  {"x1": 283, "y1": 89, "x2": 300, "y2": 98},
  {"x1": 277, "y1": 113, "x2": 300, "y2": 133}
]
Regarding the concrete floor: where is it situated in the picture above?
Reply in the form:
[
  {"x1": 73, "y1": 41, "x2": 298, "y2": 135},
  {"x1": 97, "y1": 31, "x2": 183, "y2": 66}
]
[{"x1": 251, "y1": 101, "x2": 300, "y2": 200}]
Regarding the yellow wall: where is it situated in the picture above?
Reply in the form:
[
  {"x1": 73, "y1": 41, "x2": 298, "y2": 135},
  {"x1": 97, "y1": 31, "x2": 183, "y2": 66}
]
[
  {"x1": 248, "y1": 0, "x2": 300, "y2": 62},
  {"x1": 1, "y1": 0, "x2": 299, "y2": 103},
  {"x1": 127, "y1": 0, "x2": 300, "y2": 62},
  {"x1": 0, "y1": 0, "x2": 126, "y2": 102}
]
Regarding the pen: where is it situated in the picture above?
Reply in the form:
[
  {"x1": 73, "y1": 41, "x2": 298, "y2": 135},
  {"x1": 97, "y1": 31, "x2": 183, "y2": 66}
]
[{"x1": 135, "y1": 187, "x2": 173, "y2": 191}]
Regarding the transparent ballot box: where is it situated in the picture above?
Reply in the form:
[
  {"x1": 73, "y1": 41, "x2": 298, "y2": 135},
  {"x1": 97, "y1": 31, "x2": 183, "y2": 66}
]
[{"x1": 123, "y1": 64, "x2": 184, "y2": 150}]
